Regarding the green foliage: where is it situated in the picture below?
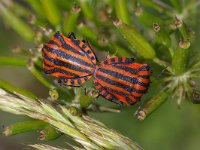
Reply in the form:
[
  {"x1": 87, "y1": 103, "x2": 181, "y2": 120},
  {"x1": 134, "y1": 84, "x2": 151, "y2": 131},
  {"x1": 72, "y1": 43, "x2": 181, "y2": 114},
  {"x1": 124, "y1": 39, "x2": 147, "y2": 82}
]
[{"x1": 0, "y1": 0, "x2": 200, "y2": 149}]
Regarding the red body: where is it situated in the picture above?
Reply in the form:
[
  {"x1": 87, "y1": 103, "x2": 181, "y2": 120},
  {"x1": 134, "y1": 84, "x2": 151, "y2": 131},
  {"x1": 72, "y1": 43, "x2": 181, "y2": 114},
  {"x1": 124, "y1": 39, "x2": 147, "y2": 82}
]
[
  {"x1": 42, "y1": 32, "x2": 97, "y2": 85},
  {"x1": 94, "y1": 57, "x2": 151, "y2": 106},
  {"x1": 42, "y1": 32, "x2": 151, "y2": 106}
]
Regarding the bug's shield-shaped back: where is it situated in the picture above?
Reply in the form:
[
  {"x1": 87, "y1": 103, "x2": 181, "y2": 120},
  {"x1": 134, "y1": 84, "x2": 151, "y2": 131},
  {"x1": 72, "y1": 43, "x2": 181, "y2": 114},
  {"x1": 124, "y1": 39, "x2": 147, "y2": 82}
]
[
  {"x1": 94, "y1": 57, "x2": 151, "y2": 106},
  {"x1": 42, "y1": 32, "x2": 97, "y2": 86}
]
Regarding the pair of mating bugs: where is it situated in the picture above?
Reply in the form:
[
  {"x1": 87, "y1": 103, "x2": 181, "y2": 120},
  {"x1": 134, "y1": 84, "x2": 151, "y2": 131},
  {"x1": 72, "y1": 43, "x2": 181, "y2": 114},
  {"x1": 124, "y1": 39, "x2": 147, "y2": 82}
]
[{"x1": 42, "y1": 32, "x2": 151, "y2": 106}]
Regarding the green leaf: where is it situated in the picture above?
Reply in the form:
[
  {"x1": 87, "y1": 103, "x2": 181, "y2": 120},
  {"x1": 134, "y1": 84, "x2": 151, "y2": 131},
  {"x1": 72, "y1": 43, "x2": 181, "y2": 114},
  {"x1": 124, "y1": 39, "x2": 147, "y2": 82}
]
[
  {"x1": 0, "y1": 56, "x2": 27, "y2": 66},
  {"x1": 136, "y1": 90, "x2": 169, "y2": 120},
  {"x1": 40, "y1": 0, "x2": 61, "y2": 26},
  {"x1": 0, "y1": 3, "x2": 35, "y2": 41},
  {"x1": 4, "y1": 120, "x2": 47, "y2": 136},
  {"x1": 63, "y1": 6, "x2": 81, "y2": 34},
  {"x1": 113, "y1": 20, "x2": 155, "y2": 59},
  {"x1": 135, "y1": 6, "x2": 164, "y2": 27},
  {"x1": 25, "y1": 0, "x2": 45, "y2": 18},
  {"x1": 172, "y1": 48, "x2": 189, "y2": 75},
  {"x1": 79, "y1": 0, "x2": 94, "y2": 20},
  {"x1": 115, "y1": 0, "x2": 131, "y2": 25},
  {"x1": 0, "y1": 79, "x2": 37, "y2": 99}
]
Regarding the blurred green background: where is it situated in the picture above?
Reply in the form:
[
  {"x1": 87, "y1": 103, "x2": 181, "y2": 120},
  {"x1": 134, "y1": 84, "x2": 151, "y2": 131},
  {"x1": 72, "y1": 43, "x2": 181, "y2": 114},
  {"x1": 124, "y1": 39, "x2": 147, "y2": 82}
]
[{"x1": 0, "y1": 0, "x2": 200, "y2": 150}]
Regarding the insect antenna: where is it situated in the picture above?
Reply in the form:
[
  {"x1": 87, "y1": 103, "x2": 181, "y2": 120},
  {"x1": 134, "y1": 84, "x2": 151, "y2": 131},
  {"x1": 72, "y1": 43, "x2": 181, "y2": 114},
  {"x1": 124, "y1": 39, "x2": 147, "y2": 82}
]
[{"x1": 156, "y1": 66, "x2": 169, "y2": 79}]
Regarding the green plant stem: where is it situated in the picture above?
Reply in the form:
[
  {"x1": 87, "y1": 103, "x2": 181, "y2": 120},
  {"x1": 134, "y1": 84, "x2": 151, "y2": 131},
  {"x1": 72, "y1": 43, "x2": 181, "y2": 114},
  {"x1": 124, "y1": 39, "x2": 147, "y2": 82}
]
[
  {"x1": 78, "y1": 23, "x2": 97, "y2": 41},
  {"x1": 27, "y1": 63, "x2": 54, "y2": 89},
  {"x1": 12, "y1": 2, "x2": 31, "y2": 18},
  {"x1": 25, "y1": 0, "x2": 45, "y2": 18},
  {"x1": 109, "y1": 43, "x2": 132, "y2": 57},
  {"x1": 0, "y1": 88, "x2": 142, "y2": 150},
  {"x1": 113, "y1": 19, "x2": 155, "y2": 59},
  {"x1": 40, "y1": 0, "x2": 61, "y2": 26},
  {"x1": 27, "y1": 61, "x2": 72, "y2": 99},
  {"x1": 79, "y1": 0, "x2": 94, "y2": 20},
  {"x1": 136, "y1": 89, "x2": 169, "y2": 120},
  {"x1": 153, "y1": 57, "x2": 172, "y2": 73},
  {"x1": 78, "y1": 22, "x2": 132, "y2": 57},
  {"x1": 139, "y1": 0, "x2": 163, "y2": 12},
  {"x1": 136, "y1": 7, "x2": 164, "y2": 27},
  {"x1": 155, "y1": 28, "x2": 172, "y2": 47},
  {"x1": 0, "y1": 3, "x2": 34, "y2": 41},
  {"x1": 0, "y1": 56, "x2": 27, "y2": 66},
  {"x1": 170, "y1": 0, "x2": 182, "y2": 13},
  {"x1": 115, "y1": 0, "x2": 131, "y2": 25},
  {"x1": 4, "y1": 120, "x2": 47, "y2": 136},
  {"x1": 178, "y1": 22, "x2": 189, "y2": 41},
  {"x1": 63, "y1": 6, "x2": 80, "y2": 34},
  {"x1": 0, "y1": 79, "x2": 37, "y2": 99},
  {"x1": 172, "y1": 48, "x2": 189, "y2": 75},
  {"x1": 0, "y1": 89, "x2": 142, "y2": 150}
]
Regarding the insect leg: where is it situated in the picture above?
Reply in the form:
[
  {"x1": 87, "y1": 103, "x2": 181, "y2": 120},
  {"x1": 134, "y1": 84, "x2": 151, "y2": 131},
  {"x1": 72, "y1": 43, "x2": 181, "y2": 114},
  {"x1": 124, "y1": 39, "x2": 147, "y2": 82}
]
[{"x1": 67, "y1": 32, "x2": 76, "y2": 39}]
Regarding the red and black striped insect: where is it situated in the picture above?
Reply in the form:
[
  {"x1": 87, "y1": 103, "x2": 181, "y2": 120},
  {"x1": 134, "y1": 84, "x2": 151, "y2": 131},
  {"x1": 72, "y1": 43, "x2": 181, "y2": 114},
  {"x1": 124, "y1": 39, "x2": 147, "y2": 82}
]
[
  {"x1": 42, "y1": 32, "x2": 97, "y2": 86},
  {"x1": 42, "y1": 32, "x2": 151, "y2": 106},
  {"x1": 94, "y1": 57, "x2": 151, "y2": 106}
]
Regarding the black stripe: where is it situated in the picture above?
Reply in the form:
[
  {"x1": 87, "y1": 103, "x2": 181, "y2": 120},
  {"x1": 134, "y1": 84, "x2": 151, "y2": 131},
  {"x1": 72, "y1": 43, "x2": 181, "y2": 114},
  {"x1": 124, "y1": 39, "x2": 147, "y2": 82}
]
[
  {"x1": 96, "y1": 74, "x2": 146, "y2": 94},
  {"x1": 58, "y1": 77, "x2": 66, "y2": 84},
  {"x1": 111, "y1": 57, "x2": 115, "y2": 63},
  {"x1": 87, "y1": 50, "x2": 92, "y2": 54},
  {"x1": 43, "y1": 46, "x2": 94, "y2": 69},
  {"x1": 48, "y1": 40, "x2": 59, "y2": 46},
  {"x1": 98, "y1": 68, "x2": 148, "y2": 87},
  {"x1": 70, "y1": 39, "x2": 84, "y2": 50},
  {"x1": 43, "y1": 61, "x2": 53, "y2": 67},
  {"x1": 114, "y1": 65, "x2": 150, "y2": 74},
  {"x1": 95, "y1": 82, "x2": 123, "y2": 105},
  {"x1": 54, "y1": 34, "x2": 85, "y2": 57},
  {"x1": 138, "y1": 65, "x2": 150, "y2": 71},
  {"x1": 124, "y1": 58, "x2": 135, "y2": 63},
  {"x1": 54, "y1": 33, "x2": 66, "y2": 45},
  {"x1": 104, "y1": 86, "x2": 128, "y2": 97},
  {"x1": 78, "y1": 78, "x2": 81, "y2": 84},
  {"x1": 44, "y1": 68, "x2": 79, "y2": 78},
  {"x1": 103, "y1": 57, "x2": 135, "y2": 65},
  {"x1": 97, "y1": 87, "x2": 104, "y2": 92},
  {"x1": 43, "y1": 50, "x2": 93, "y2": 75},
  {"x1": 126, "y1": 97, "x2": 136, "y2": 105},
  {"x1": 138, "y1": 75, "x2": 150, "y2": 79},
  {"x1": 73, "y1": 39, "x2": 80, "y2": 45},
  {"x1": 70, "y1": 79, "x2": 74, "y2": 85},
  {"x1": 109, "y1": 95, "x2": 122, "y2": 105},
  {"x1": 82, "y1": 44, "x2": 87, "y2": 48},
  {"x1": 91, "y1": 56, "x2": 96, "y2": 60},
  {"x1": 83, "y1": 76, "x2": 88, "y2": 81},
  {"x1": 64, "y1": 79, "x2": 69, "y2": 83},
  {"x1": 94, "y1": 81, "x2": 99, "y2": 86},
  {"x1": 103, "y1": 86, "x2": 141, "y2": 99},
  {"x1": 102, "y1": 91, "x2": 108, "y2": 97},
  {"x1": 70, "y1": 39, "x2": 96, "y2": 65},
  {"x1": 113, "y1": 66, "x2": 138, "y2": 74},
  {"x1": 118, "y1": 57, "x2": 122, "y2": 62}
]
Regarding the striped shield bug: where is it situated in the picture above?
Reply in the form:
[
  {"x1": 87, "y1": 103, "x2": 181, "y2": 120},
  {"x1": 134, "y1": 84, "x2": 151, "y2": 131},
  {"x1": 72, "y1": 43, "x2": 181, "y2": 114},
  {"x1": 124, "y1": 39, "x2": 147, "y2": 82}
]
[
  {"x1": 94, "y1": 57, "x2": 151, "y2": 106},
  {"x1": 42, "y1": 32, "x2": 151, "y2": 106},
  {"x1": 42, "y1": 32, "x2": 97, "y2": 86}
]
